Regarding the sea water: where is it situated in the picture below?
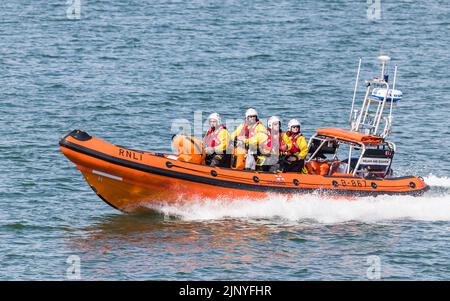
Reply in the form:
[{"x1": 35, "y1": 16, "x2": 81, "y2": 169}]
[{"x1": 1, "y1": 0, "x2": 450, "y2": 280}]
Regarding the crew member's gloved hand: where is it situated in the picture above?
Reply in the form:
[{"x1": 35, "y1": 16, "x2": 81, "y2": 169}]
[
  {"x1": 287, "y1": 156, "x2": 297, "y2": 162},
  {"x1": 205, "y1": 147, "x2": 215, "y2": 155}
]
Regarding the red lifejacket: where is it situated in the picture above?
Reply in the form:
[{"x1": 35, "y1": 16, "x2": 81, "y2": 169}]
[
  {"x1": 203, "y1": 125, "x2": 226, "y2": 148},
  {"x1": 264, "y1": 129, "x2": 286, "y2": 153},
  {"x1": 239, "y1": 121, "x2": 261, "y2": 139},
  {"x1": 285, "y1": 131, "x2": 303, "y2": 154}
]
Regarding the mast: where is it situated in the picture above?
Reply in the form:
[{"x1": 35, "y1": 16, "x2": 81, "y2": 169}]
[{"x1": 349, "y1": 55, "x2": 402, "y2": 138}]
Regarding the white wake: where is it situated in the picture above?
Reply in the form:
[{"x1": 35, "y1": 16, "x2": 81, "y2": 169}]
[
  {"x1": 149, "y1": 176, "x2": 450, "y2": 224},
  {"x1": 423, "y1": 174, "x2": 450, "y2": 188}
]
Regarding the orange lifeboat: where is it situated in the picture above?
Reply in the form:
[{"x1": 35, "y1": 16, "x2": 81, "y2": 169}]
[{"x1": 59, "y1": 129, "x2": 429, "y2": 212}]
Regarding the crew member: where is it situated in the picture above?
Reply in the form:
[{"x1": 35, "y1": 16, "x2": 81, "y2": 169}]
[
  {"x1": 257, "y1": 116, "x2": 287, "y2": 172},
  {"x1": 203, "y1": 112, "x2": 231, "y2": 167},
  {"x1": 230, "y1": 108, "x2": 267, "y2": 170},
  {"x1": 281, "y1": 119, "x2": 308, "y2": 173}
]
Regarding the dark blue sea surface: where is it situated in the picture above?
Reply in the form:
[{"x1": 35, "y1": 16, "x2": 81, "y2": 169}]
[{"x1": 1, "y1": 0, "x2": 450, "y2": 280}]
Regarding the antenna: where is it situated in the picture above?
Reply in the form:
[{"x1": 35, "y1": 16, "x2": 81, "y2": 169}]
[
  {"x1": 378, "y1": 55, "x2": 391, "y2": 82},
  {"x1": 349, "y1": 58, "x2": 362, "y2": 124},
  {"x1": 389, "y1": 65, "x2": 398, "y2": 117}
]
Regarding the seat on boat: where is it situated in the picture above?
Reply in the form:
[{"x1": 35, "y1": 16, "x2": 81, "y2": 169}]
[
  {"x1": 306, "y1": 160, "x2": 342, "y2": 176},
  {"x1": 328, "y1": 160, "x2": 341, "y2": 175},
  {"x1": 171, "y1": 135, "x2": 206, "y2": 164},
  {"x1": 306, "y1": 160, "x2": 330, "y2": 175}
]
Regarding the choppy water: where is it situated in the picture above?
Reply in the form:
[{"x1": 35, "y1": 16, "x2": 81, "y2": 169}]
[{"x1": 1, "y1": 0, "x2": 450, "y2": 280}]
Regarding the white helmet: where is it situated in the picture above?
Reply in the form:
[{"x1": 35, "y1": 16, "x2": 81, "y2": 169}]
[
  {"x1": 287, "y1": 119, "x2": 301, "y2": 130},
  {"x1": 245, "y1": 108, "x2": 258, "y2": 118},
  {"x1": 207, "y1": 112, "x2": 221, "y2": 125},
  {"x1": 267, "y1": 116, "x2": 281, "y2": 129}
]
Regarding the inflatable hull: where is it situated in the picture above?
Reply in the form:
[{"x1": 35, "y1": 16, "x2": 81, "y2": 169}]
[{"x1": 59, "y1": 130, "x2": 429, "y2": 212}]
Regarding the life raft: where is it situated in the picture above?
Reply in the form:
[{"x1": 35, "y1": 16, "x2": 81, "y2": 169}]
[{"x1": 59, "y1": 130, "x2": 429, "y2": 212}]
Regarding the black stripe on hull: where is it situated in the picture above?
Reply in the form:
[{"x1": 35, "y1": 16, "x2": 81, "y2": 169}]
[
  {"x1": 60, "y1": 139, "x2": 429, "y2": 197},
  {"x1": 97, "y1": 194, "x2": 120, "y2": 210},
  {"x1": 87, "y1": 184, "x2": 120, "y2": 210}
]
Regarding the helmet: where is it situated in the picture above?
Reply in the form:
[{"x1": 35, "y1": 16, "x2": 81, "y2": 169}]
[
  {"x1": 267, "y1": 116, "x2": 280, "y2": 129},
  {"x1": 245, "y1": 108, "x2": 258, "y2": 118},
  {"x1": 287, "y1": 119, "x2": 301, "y2": 130},
  {"x1": 207, "y1": 112, "x2": 221, "y2": 125}
]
